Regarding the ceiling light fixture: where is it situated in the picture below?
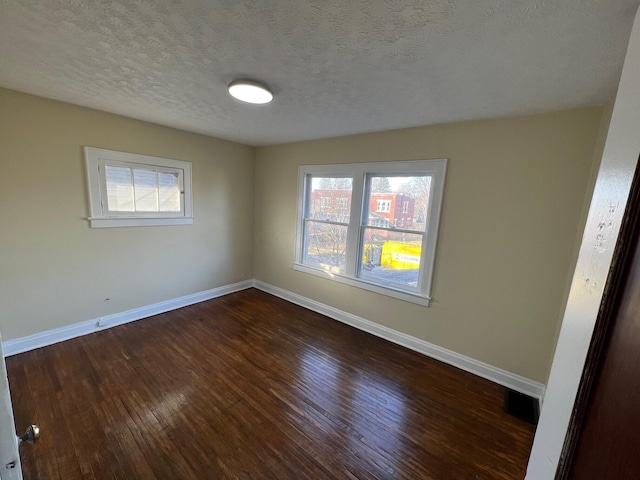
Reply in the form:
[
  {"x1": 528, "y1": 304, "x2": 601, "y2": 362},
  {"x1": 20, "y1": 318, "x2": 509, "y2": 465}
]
[{"x1": 228, "y1": 80, "x2": 273, "y2": 104}]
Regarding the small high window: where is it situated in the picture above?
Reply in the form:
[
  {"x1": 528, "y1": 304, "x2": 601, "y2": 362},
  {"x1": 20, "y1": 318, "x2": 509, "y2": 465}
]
[{"x1": 85, "y1": 147, "x2": 193, "y2": 228}]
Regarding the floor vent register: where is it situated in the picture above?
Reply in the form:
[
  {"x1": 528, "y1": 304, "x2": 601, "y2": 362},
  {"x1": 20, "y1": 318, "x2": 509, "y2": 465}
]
[{"x1": 504, "y1": 389, "x2": 540, "y2": 425}]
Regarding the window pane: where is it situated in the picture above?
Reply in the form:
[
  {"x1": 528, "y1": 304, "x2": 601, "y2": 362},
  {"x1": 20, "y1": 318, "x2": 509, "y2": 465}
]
[
  {"x1": 105, "y1": 165, "x2": 134, "y2": 212},
  {"x1": 367, "y1": 175, "x2": 431, "y2": 232},
  {"x1": 308, "y1": 177, "x2": 352, "y2": 222},
  {"x1": 133, "y1": 169, "x2": 159, "y2": 212},
  {"x1": 360, "y1": 228, "x2": 423, "y2": 289},
  {"x1": 304, "y1": 220, "x2": 348, "y2": 273},
  {"x1": 158, "y1": 171, "x2": 181, "y2": 212}
]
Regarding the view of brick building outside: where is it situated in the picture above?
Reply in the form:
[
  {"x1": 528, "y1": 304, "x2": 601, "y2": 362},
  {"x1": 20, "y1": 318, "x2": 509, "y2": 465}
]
[
  {"x1": 310, "y1": 190, "x2": 415, "y2": 228},
  {"x1": 368, "y1": 193, "x2": 415, "y2": 228}
]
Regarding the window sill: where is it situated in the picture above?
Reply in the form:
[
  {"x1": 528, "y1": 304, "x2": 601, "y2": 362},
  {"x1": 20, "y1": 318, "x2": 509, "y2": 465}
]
[
  {"x1": 88, "y1": 217, "x2": 194, "y2": 228},
  {"x1": 293, "y1": 262, "x2": 431, "y2": 307}
]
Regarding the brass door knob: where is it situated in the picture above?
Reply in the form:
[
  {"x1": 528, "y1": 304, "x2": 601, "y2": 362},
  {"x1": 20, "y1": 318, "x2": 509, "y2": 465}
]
[{"x1": 18, "y1": 425, "x2": 40, "y2": 445}]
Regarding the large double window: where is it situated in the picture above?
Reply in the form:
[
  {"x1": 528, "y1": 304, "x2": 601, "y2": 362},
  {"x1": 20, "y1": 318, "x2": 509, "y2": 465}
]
[{"x1": 295, "y1": 159, "x2": 446, "y2": 306}]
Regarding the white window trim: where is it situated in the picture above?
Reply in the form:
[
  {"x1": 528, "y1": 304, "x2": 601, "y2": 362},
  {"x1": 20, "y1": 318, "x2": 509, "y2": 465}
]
[
  {"x1": 84, "y1": 147, "x2": 193, "y2": 228},
  {"x1": 294, "y1": 159, "x2": 447, "y2": 307}
]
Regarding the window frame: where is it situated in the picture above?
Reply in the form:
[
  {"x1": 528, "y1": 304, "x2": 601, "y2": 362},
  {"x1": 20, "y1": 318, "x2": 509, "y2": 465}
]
[
  {"x1": 294, "y1": 159, "x2": 447, "y2": 306},
  {"x1": 84, "y1": 147, "x2": 193, "y2": 228}
]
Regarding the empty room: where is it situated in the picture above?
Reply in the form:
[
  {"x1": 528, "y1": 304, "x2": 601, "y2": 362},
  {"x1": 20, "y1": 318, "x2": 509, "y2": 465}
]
[{"x1": 1, "y1": 1, "x2": 640, "y2": 479}]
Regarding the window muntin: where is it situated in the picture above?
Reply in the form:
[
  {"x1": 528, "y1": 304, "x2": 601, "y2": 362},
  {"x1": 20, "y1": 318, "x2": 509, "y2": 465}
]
[
  {"x1": 295, "y1": 160, "x2": 446, "y2": 306},
  {"x1": 85, "y1": 147, "x2": 193, "y2": 228}
]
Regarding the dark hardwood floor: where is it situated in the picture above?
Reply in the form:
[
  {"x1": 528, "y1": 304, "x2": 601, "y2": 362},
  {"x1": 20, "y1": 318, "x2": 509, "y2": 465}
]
[{"x1": 6, "y1": 289, "x2": 535, "y2": 479}]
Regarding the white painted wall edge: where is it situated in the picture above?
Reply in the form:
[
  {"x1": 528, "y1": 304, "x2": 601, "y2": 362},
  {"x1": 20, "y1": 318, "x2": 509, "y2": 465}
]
[
  {"x1": 253, "y1": 280, "x2": 546, "y2": 401},
  {"x1": 2, "y1": 280, "x2": 254, "y2": 357}
]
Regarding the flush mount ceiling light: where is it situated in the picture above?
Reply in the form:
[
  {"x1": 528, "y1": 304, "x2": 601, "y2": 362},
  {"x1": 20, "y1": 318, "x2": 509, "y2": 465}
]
[{"x1": 228, "y1": 80, "x2": 273, "y2": 104}]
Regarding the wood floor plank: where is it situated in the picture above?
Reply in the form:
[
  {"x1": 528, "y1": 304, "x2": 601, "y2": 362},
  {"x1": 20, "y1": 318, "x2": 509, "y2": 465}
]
[{"x1": 6, "y1": 288, "x2": 535, "y2": 479}]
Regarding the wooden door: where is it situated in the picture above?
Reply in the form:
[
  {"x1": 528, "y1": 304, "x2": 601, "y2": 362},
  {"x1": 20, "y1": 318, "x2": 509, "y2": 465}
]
[
  {"x1": 0, "y1": 332, "x2": 23, "y2": 480},
  {"x1": 566, "y1": 159, "x2": 640, "y2": 478}
]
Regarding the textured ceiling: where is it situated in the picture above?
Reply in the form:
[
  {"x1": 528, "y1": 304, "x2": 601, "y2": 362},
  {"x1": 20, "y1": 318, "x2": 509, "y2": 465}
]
[{"x1": 0, "y1": 0, "x2": 638, "y2": 146}]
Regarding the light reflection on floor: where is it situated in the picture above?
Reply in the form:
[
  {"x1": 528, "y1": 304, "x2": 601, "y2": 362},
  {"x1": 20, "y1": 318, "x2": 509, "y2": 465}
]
[{"x1": 299, "y1": 347, "x2": 407, "y2": 457}]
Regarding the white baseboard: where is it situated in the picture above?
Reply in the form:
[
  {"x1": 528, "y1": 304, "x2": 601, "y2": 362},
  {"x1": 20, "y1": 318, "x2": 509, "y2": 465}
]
[
  {"x1": 2, "y1": 280, "x2": 253, "y2": 357},
  {"x1": 3, "y1": 278, "x2": 545, "y2": 402},
  {"x1": 253, "y1": 280, "x2": 546, "y2": 401}
]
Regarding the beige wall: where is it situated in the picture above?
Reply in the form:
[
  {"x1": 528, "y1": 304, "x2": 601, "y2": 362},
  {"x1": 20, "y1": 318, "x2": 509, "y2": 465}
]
[
  {"x1": 542, "y1": 101, "x2": 615, "y2": 383},
  {"x1": 254, "y1": 108, "x2": 603, "y2": 383},
  {"x1": 0, "y1": 86, "x2": 603, "y2": 384},
  {"x1": 0, "y1": 88, "x2": 255, "y2": 340}
]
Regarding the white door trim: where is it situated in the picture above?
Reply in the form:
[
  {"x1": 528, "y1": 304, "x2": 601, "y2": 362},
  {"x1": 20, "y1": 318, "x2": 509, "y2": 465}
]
[
  {"x1": 0, "y1": 331, "x2": 22, "y2": 480},
  {"x1": 526, "y1": 6, "x2": 640, "y2": 478}
]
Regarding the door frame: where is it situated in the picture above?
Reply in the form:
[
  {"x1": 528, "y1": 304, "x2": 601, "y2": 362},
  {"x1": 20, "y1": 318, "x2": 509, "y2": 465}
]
[
  {"x1": 525, "y1": 6, "x2": 640, "y2": 477},
  {"x1": 0, "y1": 332, "x2": 23, "y2": 480},
  {"x1": 556, "y1": 156, "x2": 640, "y2": 478}
]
